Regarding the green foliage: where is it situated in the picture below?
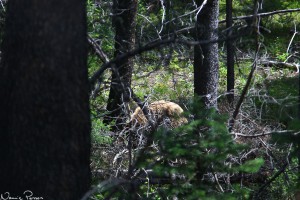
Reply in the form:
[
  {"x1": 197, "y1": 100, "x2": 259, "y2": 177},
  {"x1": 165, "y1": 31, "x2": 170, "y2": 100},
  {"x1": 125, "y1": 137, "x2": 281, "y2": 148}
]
[
  {"x1": 86, "y1": 1, "x2": 114, "y2": 109},
  {"x1": 132, "y1": 61, "x2": 193, "y2": 102},
  {"x1": 218, "y1": 59, "x2": 267, "y2": 93},
  {"x1": 91, "y1": 108, "x2": 113, "y2": 145},
  {"x1": 272, "y1": 120, "x2": 300, "y2": 145},
  {"x1": 87, "y1": 0, "x2": 114, "y2": 57},
  {"x1": 220, "y1": 0, "x2": 300, "y2": 15},
  {"x1": 142, "y1": 106, "x2": 251, "y2": 199},
  {"x1": 270, "y1": 120, "x2": 300, "y2": 198},
  {"x1": 276, "y1": 52, "x2": 289, "y2": 62},
  {"x1": 253, "y1": 76, "x2": 299, "y2": 124},
  {"x1": 267, "y1": 76, "x2": 298, "y2": 98},
  {"x1": 268, "y1": 161, "x2": 299, "y2": 199},
  {"x1": 265, "y1": 36, "x2": 290, "y2": 59},
  {"x1": 218, "y1": 61, "x2": 227, "y2": 90},
  {"x1": 88, "y1": 54, "x2": 101, "y2": 75},
  {"x1": 239, "y1": 158, "x2": 264, "y2": 173},
  {"x1": 91, "y1": 117, "x2": 112, "y2": 145}
]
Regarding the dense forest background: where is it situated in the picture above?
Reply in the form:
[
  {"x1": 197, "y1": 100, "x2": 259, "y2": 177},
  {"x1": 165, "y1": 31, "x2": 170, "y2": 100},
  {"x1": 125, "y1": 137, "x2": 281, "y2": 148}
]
[{"x1": 0, "y1": 0, "x2": 300, "y2": 199}]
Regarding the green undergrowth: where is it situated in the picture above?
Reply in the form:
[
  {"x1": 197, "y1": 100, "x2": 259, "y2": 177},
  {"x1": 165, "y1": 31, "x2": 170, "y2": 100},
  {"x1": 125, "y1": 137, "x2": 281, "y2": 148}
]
[{"x1": 253, "y1": 74, "x2": 298, "y2": 125}]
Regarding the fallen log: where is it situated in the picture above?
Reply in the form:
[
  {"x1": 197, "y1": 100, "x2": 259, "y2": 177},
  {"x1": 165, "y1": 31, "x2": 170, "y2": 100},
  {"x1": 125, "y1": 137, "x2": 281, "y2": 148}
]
[{"x1": 261, "y1": 60, "x2": 299, "y2": 73}]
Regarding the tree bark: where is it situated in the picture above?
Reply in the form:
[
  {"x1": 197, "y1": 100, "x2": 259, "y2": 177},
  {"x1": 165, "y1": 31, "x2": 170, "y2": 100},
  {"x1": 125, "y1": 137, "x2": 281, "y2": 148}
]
[
  {"x1": 194, "y1": 0, "x2": 219, "y2": 109},
  {"x1": 104, "y1": 0, "x2": 138, "y2": 129},
  {"x1": 0, "y1": 0, "x2": 91, "y2": 199}
]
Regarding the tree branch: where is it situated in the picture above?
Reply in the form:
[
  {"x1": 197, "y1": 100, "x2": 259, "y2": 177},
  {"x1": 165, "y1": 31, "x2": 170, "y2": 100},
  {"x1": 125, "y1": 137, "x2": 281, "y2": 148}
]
[
  {"x1": 89, "y1": 36, "x2": 177, "y2": 89},
  {"x1": 231, "y1": 130, "x2": 297, "y2": 138},
  {"x1": 87, "y1": 35, "x2": 109, "y2": 64},
  {"x1": 219, "y1": 8, "x2": 300, "y2": 23}
]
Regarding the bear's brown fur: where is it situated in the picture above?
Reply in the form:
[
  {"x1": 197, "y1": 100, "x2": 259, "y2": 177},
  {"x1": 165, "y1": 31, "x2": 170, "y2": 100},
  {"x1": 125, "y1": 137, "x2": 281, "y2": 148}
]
[{"x1": 130, "y1": 100, "x2": 187, "y2": 128}]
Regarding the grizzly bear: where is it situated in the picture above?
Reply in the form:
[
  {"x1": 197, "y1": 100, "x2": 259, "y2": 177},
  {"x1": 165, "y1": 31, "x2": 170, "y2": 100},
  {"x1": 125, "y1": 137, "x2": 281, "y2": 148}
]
[{"x1": 130, "y1": 100, "x2": 188, "y2": 129}]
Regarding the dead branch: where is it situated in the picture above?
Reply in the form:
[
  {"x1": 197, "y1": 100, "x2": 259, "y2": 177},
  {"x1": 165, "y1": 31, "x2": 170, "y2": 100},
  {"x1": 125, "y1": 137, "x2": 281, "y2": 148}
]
[
  {"x1": 87, "y1": 35, "x2": 109, "y2": 64},
  {"x1": 231, "y1": 130, "x2": 296, "y2": 138},
  {"x1": 89, "y1": 36, "x2": 177, "y2": 88},
  {"x1": 220, "y1": 8, "x2": 300, "y2": 24},
  {"x1": 261, "y1": 60, "x2": 300, "y2": 73},
  {"x1": 228, "y1": 47, "x2": 260, "y2": 132}
]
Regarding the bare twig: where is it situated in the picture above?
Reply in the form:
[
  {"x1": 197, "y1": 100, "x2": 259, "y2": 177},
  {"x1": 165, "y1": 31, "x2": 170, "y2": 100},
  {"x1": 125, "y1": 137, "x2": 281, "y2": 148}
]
[
  {"x1": 137, "y1": 13, "x2": 162, "y2": 39},
  {"x1": 195, "y1": 0, "x2": 208, "y2": 19},
  {"x1": 213, "y1": 172, "x2": 224, "y2": 193},
  {"x1": 158, "y1": 0, "x2": 166, "y2": 34},
  {"x1": 286, "y1": 22, "x2": 298, "y2": 54},
  {"x1": 0, "y1": 0, "x2": 5, "y2": 11},
  {"x1": 163, "y1": 4, "x2": 205, "y2": 26}
]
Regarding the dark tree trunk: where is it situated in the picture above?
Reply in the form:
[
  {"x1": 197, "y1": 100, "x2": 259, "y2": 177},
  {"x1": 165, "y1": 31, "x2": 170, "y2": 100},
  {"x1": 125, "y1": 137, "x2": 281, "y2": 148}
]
[
  {"x1": 226, "y1": 0, "x2": 235, "y2": 104},
  {"x1": 104, "y1": 0, "x2": 138, "y2": 129},
  {"x1": 194, "y1": 0, "x2": 219, "y2": 109},
  {"x1": 298, "y1": 0, "x2": 300, "y2": 182},
  {"x1": 0, "y1": 0, "x2": 91, "y2": 199}
]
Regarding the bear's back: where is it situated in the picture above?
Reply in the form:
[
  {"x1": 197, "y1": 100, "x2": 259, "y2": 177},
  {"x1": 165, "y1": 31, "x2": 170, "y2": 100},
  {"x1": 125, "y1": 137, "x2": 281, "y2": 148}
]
[{"x1": 130, "y1": 100, "x2": 187, "y2": 128}]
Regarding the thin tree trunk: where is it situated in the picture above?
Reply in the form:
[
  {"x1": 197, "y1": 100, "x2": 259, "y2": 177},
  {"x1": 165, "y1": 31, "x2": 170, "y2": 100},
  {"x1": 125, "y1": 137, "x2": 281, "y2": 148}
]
[
  {"x1": 0, "y1": 0, "x2": 91, "y2": 199},
  {"x1": 194, "y1": 0, "x2": 219, "y2": 109},
  {"x1": 193, "y1": 0, "x2": 219, "y2": 184},
  {"x1": 104, "y1": 0, "x2": 138, "y2": 129},
  {"x1": 226, "y1": 0, "x2": 235, "y2": 104}
]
